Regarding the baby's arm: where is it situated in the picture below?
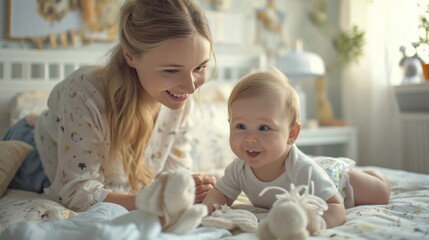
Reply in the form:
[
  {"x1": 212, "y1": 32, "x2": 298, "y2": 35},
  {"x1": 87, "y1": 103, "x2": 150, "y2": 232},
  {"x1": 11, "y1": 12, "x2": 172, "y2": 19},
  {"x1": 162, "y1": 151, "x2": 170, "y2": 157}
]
[
  {"x1": 322, "y1": 193, "x2": 346, "y2": 228},
  {"x1": 202, "y1": 188, "x2": 234, "y2": 215}
]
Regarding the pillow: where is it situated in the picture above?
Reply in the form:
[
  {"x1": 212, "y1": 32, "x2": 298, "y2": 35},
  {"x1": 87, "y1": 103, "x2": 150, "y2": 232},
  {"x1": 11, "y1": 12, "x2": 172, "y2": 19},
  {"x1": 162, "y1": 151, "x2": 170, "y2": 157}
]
[
  {"x1": 189, "y1": 102, "x2": 235, "y2": 179},
  {"x1": 9, "y1": 90, "x2": 49, "y2": 125},
  {"x1": 196, "y1": 81, "x2": 234, "y2": 103},
  {"x1": 0, "y1": 189, "x2": 76, "y2": 233},
  {"x1": 0, "y1": 140, "x2": 32, "y2": 197}
]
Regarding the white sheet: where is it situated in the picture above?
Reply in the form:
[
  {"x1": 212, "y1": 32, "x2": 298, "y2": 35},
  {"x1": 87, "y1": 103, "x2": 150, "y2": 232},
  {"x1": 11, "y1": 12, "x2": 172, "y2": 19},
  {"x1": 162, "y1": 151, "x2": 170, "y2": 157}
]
[
  {"x1": 228, "y1": 166, "x2": 429, "y2": 240},
  {"x1": 1, "y1": 166, "x2": 429, "y2": 240},
  {"x1": 1, "y1": 202, "x2": 231, "y2": 240}
]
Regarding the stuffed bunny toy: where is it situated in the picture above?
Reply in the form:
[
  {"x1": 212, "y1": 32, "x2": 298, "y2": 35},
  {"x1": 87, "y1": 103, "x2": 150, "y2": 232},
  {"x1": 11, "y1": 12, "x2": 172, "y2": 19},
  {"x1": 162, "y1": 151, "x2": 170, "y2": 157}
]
[{"x1": 135, "y1": 170, "x2": 207, "y2": 234}]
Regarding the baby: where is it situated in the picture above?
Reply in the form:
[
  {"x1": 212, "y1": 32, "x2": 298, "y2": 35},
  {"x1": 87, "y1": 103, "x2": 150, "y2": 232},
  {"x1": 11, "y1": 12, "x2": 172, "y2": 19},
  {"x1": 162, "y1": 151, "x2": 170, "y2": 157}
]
[{"x1": 202, "y1": 68, "x2": 390, "y2": 228}]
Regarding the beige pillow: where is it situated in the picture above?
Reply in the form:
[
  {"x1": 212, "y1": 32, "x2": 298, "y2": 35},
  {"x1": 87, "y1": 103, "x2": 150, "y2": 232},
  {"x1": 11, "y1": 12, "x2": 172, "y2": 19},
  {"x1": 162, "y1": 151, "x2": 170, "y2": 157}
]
[
  {"x1": 9, "y1": 90, "x2": 49, "y2": 125},
  {"x1": 0, "y1": 140, "x2": 32, "y2": 197},
  {"x1": 0, "y1": 189, "x2": 77, "y2": 232}
]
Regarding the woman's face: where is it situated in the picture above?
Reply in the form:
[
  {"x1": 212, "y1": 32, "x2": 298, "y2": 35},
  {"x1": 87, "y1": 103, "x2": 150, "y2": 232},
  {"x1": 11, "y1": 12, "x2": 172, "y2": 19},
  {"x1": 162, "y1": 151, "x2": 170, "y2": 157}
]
[{"x1": 125, "y1": 34, "x2": 211, "y2": 110}]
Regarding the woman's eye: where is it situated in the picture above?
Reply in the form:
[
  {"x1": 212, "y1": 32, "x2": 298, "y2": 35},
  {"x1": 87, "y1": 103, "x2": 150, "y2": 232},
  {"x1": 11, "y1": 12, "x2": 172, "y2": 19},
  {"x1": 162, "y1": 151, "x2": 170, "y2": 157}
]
[
  {"x1": 164, "y1": 69, "x2": 180, "y2": 74},
  {"x1": 235, "y1": 123, "x2": 246, "y2": 130},
  {"x1": 259, "y1": 125, "x2": 270, "y2": 131},
  {"x1": 194, "y1": 65, "x2": 206, "y2": 72}
]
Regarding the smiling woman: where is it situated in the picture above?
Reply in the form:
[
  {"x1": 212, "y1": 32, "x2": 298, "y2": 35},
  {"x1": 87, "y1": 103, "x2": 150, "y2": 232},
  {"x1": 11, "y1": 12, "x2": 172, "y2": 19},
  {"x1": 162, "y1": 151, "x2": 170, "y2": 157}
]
[
  {"x1": 2, "y1": 0, "x2": 217, "y2": 213},
  {"x1": 123, "y1": 35, "x2": 211, "y2": 110}
]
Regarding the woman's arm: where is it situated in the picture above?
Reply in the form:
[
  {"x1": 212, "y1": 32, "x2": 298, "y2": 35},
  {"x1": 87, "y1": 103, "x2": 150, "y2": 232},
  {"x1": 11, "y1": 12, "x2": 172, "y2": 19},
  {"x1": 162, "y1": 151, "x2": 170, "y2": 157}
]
[
  {"x1": 104, "y1": 192, "x2": 137, "y2": 211},
  {"x1": 322, "y1": 193, "x2": 346, "y2": 228},
  {"x1": 103, "y1": 174, "x2": 216, "y2": 211},
  {"x1": 41, "y1": 72, "x2": 118, "y2": 212},
  {"x1": 193, "y1": 174, "x2": 216, "y2": 203}
]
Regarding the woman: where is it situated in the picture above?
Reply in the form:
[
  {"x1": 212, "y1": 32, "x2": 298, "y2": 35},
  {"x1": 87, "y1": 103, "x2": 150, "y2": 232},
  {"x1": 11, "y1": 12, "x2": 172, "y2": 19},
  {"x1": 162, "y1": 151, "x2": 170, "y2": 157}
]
[{"x1": 4, "y1": 0, "x2": 217, "y2": 212}]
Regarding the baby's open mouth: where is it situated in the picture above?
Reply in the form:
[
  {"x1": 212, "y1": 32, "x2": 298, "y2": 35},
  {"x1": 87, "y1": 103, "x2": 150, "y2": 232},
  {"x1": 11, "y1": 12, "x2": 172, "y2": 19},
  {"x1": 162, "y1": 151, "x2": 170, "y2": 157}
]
[{"x1": 247, "y1": 150, "x2": 261, "y2": 157}]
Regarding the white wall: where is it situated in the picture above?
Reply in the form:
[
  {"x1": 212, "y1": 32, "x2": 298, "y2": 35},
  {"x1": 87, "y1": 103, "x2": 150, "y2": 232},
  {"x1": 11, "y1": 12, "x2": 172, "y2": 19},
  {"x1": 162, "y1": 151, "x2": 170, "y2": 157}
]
[
  {"x1": 0, "y1": 0, "x2": 345, "y2": 156},
  {"x1": 201, "y1": 0, "x2": 342, "y2": 122}
]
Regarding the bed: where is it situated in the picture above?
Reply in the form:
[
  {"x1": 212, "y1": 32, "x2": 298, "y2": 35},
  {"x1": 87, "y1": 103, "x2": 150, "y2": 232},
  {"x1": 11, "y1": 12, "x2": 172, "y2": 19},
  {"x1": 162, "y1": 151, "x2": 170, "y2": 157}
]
[{"x1": 0, "y1": 48, "x2": 428, "y2": 240}]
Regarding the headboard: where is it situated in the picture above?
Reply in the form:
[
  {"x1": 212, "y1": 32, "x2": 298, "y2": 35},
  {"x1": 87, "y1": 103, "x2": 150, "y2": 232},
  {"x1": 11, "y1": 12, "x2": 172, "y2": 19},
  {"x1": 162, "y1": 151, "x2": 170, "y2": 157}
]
[{"x1": 0, "y1": 48, "x2": 265, "y2": 136}]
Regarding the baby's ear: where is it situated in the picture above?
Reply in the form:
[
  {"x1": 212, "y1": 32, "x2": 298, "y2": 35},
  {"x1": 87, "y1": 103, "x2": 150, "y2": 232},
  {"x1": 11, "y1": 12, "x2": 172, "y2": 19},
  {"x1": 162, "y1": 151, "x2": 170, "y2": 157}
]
[{"x1": 287, "y1": 122, "x2": 301, "y2": 145}]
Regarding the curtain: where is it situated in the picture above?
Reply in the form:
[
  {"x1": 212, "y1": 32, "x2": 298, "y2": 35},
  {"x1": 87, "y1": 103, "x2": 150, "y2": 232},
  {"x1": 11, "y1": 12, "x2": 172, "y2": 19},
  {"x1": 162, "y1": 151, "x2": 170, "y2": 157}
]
[{"x1": 339, "y1": 0, "x2": 420, "y2": 169}]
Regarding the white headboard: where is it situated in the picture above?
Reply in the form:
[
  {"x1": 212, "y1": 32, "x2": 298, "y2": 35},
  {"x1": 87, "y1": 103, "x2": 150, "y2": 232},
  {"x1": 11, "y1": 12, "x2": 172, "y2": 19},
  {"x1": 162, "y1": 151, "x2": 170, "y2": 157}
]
[{"x1": 0, "y1": 48, "x2": 265, "y2": 136}]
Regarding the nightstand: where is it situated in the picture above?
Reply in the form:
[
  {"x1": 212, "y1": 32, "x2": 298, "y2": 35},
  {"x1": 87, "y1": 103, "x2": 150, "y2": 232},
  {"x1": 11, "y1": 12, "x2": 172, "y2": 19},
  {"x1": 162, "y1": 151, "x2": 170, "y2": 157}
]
[{"x1": 296, "y1": 126, "x2": 358, "y2": 160}]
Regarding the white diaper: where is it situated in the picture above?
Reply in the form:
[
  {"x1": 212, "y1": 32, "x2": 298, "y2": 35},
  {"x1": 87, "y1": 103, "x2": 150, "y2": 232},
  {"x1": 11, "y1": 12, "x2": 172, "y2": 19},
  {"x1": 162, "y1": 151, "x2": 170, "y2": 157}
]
[{"x1": 312, "y1": 156, "x2": 356, "y2": 208}]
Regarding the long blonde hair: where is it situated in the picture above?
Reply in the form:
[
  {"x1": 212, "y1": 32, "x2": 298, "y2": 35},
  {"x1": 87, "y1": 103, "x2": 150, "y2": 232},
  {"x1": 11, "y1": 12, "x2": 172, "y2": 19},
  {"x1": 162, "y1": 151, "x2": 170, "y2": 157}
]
[
  {"x1": 100, "y1": 0, "x2": 214, "y2": 192},
  {"x1": 227, "y1": 68, "x2": 301, "y2": 128}
]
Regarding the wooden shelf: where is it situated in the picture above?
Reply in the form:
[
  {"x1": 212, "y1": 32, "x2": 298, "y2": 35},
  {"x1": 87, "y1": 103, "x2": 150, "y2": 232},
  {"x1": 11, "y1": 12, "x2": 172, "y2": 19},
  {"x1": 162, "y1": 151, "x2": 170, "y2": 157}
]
[
  {"x1": 296, "y1": 126, "x2": 358, "y2": 160},
  {"x1": 394, "y1": 82, "x2": 429, "y2": 113}
]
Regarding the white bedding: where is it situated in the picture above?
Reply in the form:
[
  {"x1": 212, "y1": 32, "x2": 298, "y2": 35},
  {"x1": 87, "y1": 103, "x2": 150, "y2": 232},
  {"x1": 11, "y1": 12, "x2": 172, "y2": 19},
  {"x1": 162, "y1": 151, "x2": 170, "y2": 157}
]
[
  {"x1": 228, "y1": 166, "x2": 429, "y2": 240},
  {"x1": 1, "y1": 166, "x2": 428, "y2": 240},
  {"x1": 1, "y1": 201, "x2": 230, "y2": 240}
]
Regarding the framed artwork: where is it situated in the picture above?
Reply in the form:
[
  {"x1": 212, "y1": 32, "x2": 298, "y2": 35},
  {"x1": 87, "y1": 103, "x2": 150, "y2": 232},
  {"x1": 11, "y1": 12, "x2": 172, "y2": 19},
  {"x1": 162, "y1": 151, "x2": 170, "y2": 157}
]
[
  {"x1": 7, "y1": 0, "x2": 119, "y2": 46},
  {"x1": 79, "y1": 0, "x2": 120, "y2": 42},
  {"x1": 7, "y1": 0, "x2": 82, "y2": 40},
  {"x1": 255, "y1": 0, "x2": 287, "y2": 65}
]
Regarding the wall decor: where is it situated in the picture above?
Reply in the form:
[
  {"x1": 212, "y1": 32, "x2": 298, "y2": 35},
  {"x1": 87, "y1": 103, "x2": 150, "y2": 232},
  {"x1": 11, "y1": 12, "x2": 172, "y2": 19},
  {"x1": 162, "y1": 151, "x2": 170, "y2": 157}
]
[
  {"x1": 7, "y1": 0, "x2": 118, "y2": 48},
  {"x1": 255, "y1": 0, "x2": 287, "y2": 65},
  {"x1": 8, "y1": 0, "x2": 82, "y2": 40},
  {"x1": 79, "y1": 0, "x2": 120, "y2": 43}
]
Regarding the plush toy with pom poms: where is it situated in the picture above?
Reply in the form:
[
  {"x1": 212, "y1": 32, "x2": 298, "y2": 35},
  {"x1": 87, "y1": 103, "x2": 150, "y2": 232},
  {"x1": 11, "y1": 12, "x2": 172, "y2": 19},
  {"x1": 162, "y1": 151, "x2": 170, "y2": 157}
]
[
  {"x1": 257, "y1": 181, "x2": 328, "y2": 240},
  {"x1": 201, "y1": 205, "x2": 259, "y2": 232}
]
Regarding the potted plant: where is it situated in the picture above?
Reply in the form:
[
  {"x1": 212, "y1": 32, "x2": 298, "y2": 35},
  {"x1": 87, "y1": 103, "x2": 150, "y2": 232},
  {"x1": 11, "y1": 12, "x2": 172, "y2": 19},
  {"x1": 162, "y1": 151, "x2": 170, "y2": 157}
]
[
  {"x1": 308, "y1": 0, "x2": 365, "y2": 72},
  {"x1": 418, "y1": 2, "x2": 429, "y2": 81}
]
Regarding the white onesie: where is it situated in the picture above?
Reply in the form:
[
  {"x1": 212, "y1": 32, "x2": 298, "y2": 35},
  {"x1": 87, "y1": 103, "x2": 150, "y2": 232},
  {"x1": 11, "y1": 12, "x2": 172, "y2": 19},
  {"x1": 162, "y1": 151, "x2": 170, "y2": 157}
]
[{"x1": 216, "y1": 145, "x2": 339, "y2": 209}]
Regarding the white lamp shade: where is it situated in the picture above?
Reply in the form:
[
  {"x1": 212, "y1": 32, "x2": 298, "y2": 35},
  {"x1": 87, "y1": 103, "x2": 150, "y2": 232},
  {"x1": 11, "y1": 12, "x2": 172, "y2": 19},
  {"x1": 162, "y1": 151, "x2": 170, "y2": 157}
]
[{"x1": 277, "y1": 41, "x2": 325, "y2": 77}]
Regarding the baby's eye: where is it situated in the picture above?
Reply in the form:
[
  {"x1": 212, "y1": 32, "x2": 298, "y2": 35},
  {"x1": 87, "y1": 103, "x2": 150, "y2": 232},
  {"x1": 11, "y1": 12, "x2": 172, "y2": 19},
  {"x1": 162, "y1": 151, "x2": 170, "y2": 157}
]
[
  {"x1": 259, "y1": 125, "x2": 270, "y2": 131},
  {"x1": 235, "y1": 123, "x2": 246, "y2": 130}
]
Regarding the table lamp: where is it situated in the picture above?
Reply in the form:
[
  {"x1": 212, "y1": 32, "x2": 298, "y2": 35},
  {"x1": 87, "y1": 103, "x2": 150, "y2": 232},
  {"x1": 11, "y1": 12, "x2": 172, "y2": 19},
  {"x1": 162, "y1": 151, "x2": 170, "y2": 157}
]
[{"x1": 277, "y1": 39, "x2": 334, "y2": 126}]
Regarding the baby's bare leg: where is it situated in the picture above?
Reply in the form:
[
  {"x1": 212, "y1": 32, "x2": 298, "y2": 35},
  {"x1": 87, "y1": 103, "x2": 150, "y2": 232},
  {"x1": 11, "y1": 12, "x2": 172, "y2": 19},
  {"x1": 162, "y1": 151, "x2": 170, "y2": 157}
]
[{"x1": 349, "y1": 169, "x2": 391, "y2": 206}]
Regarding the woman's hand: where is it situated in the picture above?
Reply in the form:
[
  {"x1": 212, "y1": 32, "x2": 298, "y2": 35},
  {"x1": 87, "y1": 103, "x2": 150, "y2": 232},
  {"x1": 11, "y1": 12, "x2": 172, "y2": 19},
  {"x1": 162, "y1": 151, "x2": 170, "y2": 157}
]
[{"x1": 192, "y1": 174, "x2": 216, "y2": 203}]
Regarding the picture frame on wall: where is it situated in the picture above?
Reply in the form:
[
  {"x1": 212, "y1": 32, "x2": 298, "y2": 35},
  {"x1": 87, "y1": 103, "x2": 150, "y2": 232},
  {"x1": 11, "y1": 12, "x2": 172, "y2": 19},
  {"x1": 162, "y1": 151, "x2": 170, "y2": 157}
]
[
  {"x1": 7, "y1": 0, "x2": 118, "y2": 47},
  {"x1": 78, "y1": 0, "x2": 120, "y2": 43},
  {"x1": 7, "y1": 0, "x2": 83, "y2": 40}
]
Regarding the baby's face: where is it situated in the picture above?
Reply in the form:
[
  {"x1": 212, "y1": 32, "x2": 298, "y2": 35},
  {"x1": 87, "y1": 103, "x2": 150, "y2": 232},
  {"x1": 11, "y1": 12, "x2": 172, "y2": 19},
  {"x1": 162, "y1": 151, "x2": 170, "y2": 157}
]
[{"x1": 229, "y1": 94, "x2": 292, "y2": 170}]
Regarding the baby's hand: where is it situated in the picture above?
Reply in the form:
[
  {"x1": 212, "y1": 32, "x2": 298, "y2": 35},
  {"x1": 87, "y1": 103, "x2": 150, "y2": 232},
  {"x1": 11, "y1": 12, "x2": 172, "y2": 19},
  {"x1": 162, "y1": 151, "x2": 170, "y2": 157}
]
[{"x1": 192, "y1": 174, "x2": 216, "y2": 203}]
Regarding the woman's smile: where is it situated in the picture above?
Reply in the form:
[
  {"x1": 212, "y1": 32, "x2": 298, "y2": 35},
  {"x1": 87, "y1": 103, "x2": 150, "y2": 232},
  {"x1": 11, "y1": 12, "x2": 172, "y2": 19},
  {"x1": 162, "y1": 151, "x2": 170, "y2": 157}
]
[{"x1": 166, "y1": 90, "x2": 189, "y2": 101}]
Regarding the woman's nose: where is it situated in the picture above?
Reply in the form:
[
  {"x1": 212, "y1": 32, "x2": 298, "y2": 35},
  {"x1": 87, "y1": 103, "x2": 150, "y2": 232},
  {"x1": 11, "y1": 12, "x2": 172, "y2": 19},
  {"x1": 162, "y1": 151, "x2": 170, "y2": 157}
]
[{"x1": 183, "y1": 74, "x2": 196, "y2": 94}]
